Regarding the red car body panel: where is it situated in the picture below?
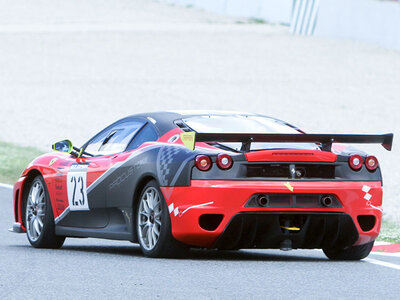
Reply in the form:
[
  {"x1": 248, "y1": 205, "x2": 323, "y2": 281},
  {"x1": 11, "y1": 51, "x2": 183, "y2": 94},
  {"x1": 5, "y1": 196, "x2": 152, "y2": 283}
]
[
  {"x1": 245, "y1": 149, "x2": 338, "y2": 162},
  {"x1": 162, "y1": 180, "x2": 382, "y2": 248}
]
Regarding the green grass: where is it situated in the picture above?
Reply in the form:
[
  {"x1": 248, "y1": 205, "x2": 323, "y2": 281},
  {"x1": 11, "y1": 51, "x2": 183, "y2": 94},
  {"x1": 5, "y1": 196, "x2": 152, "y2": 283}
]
[
  {"x1": 248, "y1": 18, "x2": 267, "y2": 24},
  {"x1": 235, "y1": 18, "x2": 268, "y2": 25},
  {"x1": 378, "y1": 218, "x2": 400, "y2": 243},
  {"x1": 0, "y1": 141, "x2": 44, "y2": 185}
]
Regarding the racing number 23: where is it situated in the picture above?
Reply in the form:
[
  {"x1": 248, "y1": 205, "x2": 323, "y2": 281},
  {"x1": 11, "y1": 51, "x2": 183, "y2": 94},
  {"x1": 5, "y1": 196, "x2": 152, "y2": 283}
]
[
  {"x1": 70, "y1": 175, "x2": 86, "y2": 206},
  {"x1": 67, "y1": 164, "x2": 89, "y2": 211}
]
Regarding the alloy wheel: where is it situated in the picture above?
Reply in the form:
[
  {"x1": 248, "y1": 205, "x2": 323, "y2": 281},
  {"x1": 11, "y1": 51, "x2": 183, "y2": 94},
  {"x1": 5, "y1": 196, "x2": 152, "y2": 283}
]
[{"x1": 137, "y1": 187, "x2": 162, "y2": 250}]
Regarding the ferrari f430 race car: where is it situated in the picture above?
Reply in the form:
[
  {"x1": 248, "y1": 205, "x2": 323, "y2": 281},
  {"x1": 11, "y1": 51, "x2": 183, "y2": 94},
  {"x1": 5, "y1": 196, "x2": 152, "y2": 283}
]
[{"x1": 10, "y1": 111, "x2": 393, "y2": 259}]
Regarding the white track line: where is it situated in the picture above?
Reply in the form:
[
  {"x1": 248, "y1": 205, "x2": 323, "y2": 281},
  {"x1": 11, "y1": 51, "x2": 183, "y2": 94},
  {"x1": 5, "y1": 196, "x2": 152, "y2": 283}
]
[
  {"x1": 374, "y1": 241, "x2": 392, "y2": 246},
  {"x1": 371, "y1": 251, "x2": 400, "y2": 258},
  {"x1": 0, "y1": 183, "x2": 13, "y2": 189},
  {"x1": 364, "y1": 258, "x2": 400, "y2": 271}
]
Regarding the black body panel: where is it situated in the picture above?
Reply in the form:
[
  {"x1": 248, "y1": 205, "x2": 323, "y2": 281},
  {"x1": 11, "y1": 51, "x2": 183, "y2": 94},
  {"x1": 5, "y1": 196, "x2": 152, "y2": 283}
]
[
  {"x1": 57, "y1": 209, "x2": 109, "y2": 228},
  {"x1": 56, "y1": 144, "x2": 198, "y2": 239},
  {"x1": 56, "y1": 208, "x2": 133, "y2": 240},
  {"x1": 213, "y1": 212, "x2": 359, "y2": 250},
  {"x1": 192, "y1": 159, "x2": 382, "y2": 181}
]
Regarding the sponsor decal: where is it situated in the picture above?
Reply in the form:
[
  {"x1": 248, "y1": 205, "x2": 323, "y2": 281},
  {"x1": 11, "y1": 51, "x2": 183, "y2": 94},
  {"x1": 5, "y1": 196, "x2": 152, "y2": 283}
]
[
  {"x1": 109, "y1": 166, "x2": 135, "y2": 190},
  {"x1": 362, "y1": 185, "x2": 372, "y2": 201},
  {"x1": 168, "y1": 203, "x2": 180, "y2": 217},
  {"x1": 362, "y1": 185, "x2": 383, "y2": 212},
  {"x1": 49, "y1": 158, "x2": 58, "y2": 166},
  {"x1": 167, "y1": 201, "x2": 214, "y2": 218},
  {"x1": 180, "y1": 132, "x2": 195, "y2": 150},
  {"x1": 157, "y1": 146, "x2": 181, "y2": 186},
  {"x1": 181, "y1": 201, "x2": 214, "y2": 216},
  {"x1": 280, "y1": 226, "x2": 300, "y2": 231},
  {"x1": 59, "y1": 161, "x2": 72, "y2": 166},
  {"x1": 284, "y1": 182, "x2": 294, "y2": 192},
  {"x1": 67, "y1": 164, "x2": 89, "y2": 211}
]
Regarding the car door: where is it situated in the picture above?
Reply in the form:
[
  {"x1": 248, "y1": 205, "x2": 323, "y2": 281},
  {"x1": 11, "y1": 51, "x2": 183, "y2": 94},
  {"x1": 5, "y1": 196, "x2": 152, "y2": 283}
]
[
  {"x1": 57, "y1": 119, "x2": 147, "y2": 228},
  {"x1": 104, "y1": 122, "x2": 160, "y2": 209}
]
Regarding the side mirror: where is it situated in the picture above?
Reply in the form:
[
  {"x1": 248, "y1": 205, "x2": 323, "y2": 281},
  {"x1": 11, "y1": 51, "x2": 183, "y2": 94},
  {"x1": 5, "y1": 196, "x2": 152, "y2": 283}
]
[{"x1": 52, "y1": 140, "x2": 73, "y2": 153}]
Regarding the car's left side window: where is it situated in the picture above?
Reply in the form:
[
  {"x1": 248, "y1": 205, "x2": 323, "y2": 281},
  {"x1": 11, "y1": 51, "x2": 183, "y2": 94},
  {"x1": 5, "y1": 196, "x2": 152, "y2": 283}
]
[{"x1": 84, "y1": 120, "x2": 145, "y2": 156}]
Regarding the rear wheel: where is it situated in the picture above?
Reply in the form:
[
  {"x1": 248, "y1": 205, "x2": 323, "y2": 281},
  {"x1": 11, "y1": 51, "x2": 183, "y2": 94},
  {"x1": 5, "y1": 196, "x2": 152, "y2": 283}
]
[
  {"x1": 25, "y1": 176, "x2": 65, "y2": 249},
  {"x1": 136, "y1": 180, "x2": 187, "y2": 258},
  {"x1": 323, "y1": 241, "x2": 374, "y2": 260}
]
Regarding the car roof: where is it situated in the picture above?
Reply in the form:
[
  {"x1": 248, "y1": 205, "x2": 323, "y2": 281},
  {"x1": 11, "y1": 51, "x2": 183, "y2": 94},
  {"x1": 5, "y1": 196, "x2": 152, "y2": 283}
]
[
  {"x1": 83, "y1": 111, "x2": 300, "y2": 148},
  {"x1": 127, "y1": 111, "x2": 269, "y2": 135},
  {"x1": 167, "y1": 110, "x2": 259, "y2": 116}
]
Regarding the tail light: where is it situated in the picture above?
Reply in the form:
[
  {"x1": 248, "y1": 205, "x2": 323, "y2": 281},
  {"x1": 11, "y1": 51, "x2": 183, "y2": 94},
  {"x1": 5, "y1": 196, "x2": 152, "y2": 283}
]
[
  {"x1": 349, "y1": 154, "x2": 363, "y2": 170},
  {"x1": 195, "y1": 155, "x2": 212, "y2": 171},
  {"x1": 216, "y1": 153, "x2": 233, "y2": 170},
  {"x1": 365, "y1": 156, "x2": 378, "y2": 171}
]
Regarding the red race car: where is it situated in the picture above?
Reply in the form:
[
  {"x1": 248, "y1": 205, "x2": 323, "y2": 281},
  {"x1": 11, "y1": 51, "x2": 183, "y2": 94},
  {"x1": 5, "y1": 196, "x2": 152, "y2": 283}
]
[{"x1": 10, "y1": 111, "x2": 393, "y2": 259}]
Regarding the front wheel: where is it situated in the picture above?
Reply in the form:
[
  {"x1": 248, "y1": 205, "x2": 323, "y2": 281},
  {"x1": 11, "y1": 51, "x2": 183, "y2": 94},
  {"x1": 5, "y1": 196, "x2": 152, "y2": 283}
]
[
  {"x1": 323, "y1": 241, "x2": 374, "y2": 260},
  {"x1": 25, "y1": 176, "x2": 65, "y2": 249},
  {"x1": 136, "y1": 180, "x2": 187, "y2": 258}
]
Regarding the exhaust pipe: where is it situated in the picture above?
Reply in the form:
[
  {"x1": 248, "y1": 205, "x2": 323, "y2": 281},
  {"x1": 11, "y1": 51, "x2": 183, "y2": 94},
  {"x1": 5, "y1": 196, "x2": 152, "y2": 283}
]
[
  {"x1": 256, "y1": 195, "x2": 269, "y2": 207},
  {"x1": 320, "y1": 195, "x2": 333, "y2": 207}
]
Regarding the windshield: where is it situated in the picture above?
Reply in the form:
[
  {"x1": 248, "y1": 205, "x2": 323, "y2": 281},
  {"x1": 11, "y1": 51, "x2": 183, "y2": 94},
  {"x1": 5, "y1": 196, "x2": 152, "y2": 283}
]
[{"x1": 182, "y1": 115, "x2": 319, "y2": 151}]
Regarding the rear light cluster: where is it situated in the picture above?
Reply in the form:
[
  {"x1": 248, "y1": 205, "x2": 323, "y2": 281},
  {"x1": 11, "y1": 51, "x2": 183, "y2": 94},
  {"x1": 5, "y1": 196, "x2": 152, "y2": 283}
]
[
  {"x1": 348, "y1": 154, "x2": 363, "y2": 170},
  {"x1": 195, "y1": 155, "x2": 212, "y2": 171},
  {"x1": 365, "y1": 156, "x2": 378, "y2": 171},
  {"x1": 195, "y1": 154, "x2": 233, "y2": 171},
  {"x1": 348, "y1": 155, "x2": 378, "y2": 172}
]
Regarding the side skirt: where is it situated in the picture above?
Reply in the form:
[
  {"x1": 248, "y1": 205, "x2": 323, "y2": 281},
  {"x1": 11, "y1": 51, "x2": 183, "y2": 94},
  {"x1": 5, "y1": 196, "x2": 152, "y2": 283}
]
[{"x1": 56, "y1": 225, "x2": 133, "y2": 241}]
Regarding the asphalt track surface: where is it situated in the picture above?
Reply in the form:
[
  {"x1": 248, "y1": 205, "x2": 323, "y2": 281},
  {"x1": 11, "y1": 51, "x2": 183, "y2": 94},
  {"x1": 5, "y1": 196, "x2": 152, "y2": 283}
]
[{"x1": 1, "y1": 186, "x2": 399, "y2": 299}]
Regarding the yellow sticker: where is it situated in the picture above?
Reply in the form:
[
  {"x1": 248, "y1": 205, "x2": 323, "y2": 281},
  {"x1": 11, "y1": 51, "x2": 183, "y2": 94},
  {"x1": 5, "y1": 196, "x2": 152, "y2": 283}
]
[
  {"x1": 49, "y1": 158, "x2": 58, "y2": 166},
  {"x1": 280, "y1": 226, "x2": 300, "y2": 231},
  {"x1": 180, "y1": 132, "x2": 196, "y2": 150},
  {"x1": 284, "y1": 182, "x2": 294, "y2": 192}
]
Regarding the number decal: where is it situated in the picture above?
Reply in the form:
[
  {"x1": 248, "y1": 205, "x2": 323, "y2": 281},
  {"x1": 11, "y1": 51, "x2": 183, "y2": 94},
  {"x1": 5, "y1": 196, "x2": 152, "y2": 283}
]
[
  {"x1": 71, "y1": 176, "x2": 77, "y2": 205},
  {"x1": 78, "y1": 176, "x2": 85, "y2": 205},
  {"x1": 67, "y1": 164, "x2": 89, "y2": 211}
]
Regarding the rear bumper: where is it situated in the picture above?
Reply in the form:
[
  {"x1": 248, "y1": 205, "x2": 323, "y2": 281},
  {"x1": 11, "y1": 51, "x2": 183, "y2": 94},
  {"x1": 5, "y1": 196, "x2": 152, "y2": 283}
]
[{"x1": 161, "y1": 180, "x2": 382, "y2": 248}]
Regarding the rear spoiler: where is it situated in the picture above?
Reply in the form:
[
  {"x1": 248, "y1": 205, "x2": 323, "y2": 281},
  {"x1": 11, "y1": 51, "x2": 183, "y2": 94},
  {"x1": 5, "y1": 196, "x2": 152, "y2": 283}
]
[{"x1": 193, "y1": 133, "x2": 393, "y2": 152}]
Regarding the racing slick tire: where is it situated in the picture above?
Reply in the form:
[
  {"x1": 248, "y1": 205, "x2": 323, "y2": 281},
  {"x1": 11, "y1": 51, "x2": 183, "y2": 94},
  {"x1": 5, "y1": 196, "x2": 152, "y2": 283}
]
[
  {"x1": 136, "y1": 180, "x2": 188, "y2": 258},
  {"x1": 24, "y1": 176, "x2": 65, "y2": 249},
  {"x1": 323, "y1": 241, "x2": 374, "y2": 260}
]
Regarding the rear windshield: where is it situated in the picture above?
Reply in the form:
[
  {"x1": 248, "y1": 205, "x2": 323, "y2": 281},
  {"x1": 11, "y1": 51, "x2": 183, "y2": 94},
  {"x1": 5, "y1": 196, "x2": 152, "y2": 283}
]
[{"x1": 182, "y1": 115, "x2": 319, "y2": 151}]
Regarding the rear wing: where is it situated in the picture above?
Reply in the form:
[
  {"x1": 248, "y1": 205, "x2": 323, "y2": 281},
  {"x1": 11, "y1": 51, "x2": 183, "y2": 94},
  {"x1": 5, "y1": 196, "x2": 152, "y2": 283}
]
[{"x1": 192, "y1": 133, "x2": 393, "y2": 152}]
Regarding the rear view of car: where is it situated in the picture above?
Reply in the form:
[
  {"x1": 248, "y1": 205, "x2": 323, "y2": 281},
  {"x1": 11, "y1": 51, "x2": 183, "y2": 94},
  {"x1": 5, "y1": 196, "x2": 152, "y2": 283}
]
[
  {"x1": 10, "y1": 111, "x2": 392, "y2": 260},
  {"x1": 164, "y1": 114, "x2": 392, "y2": 260}
]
